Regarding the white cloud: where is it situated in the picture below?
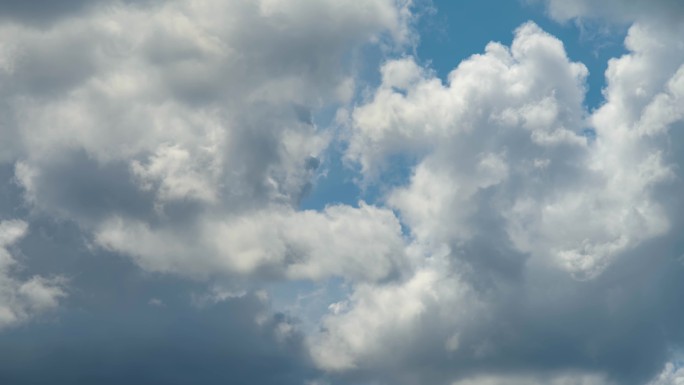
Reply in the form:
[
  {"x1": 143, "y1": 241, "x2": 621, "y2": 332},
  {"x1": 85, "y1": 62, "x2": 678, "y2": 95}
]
[
  {"x1": 309, "y1": 262, "x2": 477, "y2": 371},
  {"x1": 0, "y1": 220, "x2": 66, "y2": 329},
  {"x1": 346, "y1": 20, "x2": 684, "y2": 279},
  {"x1": 348, "y1": 22, "x2": 588, "y2": 176},
  {"x1": 2, "y1": 1, "x2": 684, "y2": 384},
  {"x1": 348, "y1": 23, "x2": 590, "y2": 277},
  {"x1": 95, "y1": 203, "x2": 407, "y2": 282},
  {"x1": 306, "y1": 17, "x2": 684, "y2": 383},
  {"x1": 0, "y1": 0, "x2": 416, "y2": 282}
]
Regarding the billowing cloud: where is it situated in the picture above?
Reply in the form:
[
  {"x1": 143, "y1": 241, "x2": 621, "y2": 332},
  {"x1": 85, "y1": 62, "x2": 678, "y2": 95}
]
[
  {"x1": 2, "y1": 0, "x2": 684, "y2": 384},
  {"x1": 348, "y1": 21, "x2": 669, "y2": 279},
  {"x1": 307, "y1": 17, "x2": 684, "y2": 385},
  {"x1": 310, "y1": 264, "x2": 477, "y2": 372},
  {"x1": 94, "y1": 203, "x2": 407, "y2": 281},
  {"x1": 0, "y1": 0, "x2": 414, "y2": 282}
]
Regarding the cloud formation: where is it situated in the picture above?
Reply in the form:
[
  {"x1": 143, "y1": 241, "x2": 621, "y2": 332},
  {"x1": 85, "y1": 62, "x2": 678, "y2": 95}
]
[
  {"x1": 0, "y1": 0, "x2": 413, "y2": 283},
  {"x1": 312, "y1": 16, "x2": 684, "y2": 385},
  {"x1": 0, "y1": 291, "x2": 318, "y2": 385},
  {"x1": 1, "y1": 0, "x2": 684, "y2": 384}
]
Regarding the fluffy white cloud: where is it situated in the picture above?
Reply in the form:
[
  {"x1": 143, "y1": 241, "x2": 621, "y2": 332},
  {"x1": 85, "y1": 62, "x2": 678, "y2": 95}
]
[
  {"x1": 307, "y1": 17, "x2": 684, "y2": 384},
  {"x1": 0, "y1": 0, "x2": 415, "y2": 282},
  {"x1": 348, "y1": 21, "x2": 673, "y2": 278},
  {"x1": 348, "y1": 23, "x2": 588, "y2": 174},
  {"x1": 0, "y1": 220, "x2": 65, "y2": 328},
  {"x1": 95, "y1": 202, "x2": 407, "y2": 281},
  {"x1": 309, "y1": 262, "x2": 477, "y2": 371}
]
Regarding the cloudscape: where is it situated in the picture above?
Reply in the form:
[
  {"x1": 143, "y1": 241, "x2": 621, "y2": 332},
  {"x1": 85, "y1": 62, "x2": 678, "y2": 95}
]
[{"x1": 1, "y1": 1, "x2": 684, "y2": 384}]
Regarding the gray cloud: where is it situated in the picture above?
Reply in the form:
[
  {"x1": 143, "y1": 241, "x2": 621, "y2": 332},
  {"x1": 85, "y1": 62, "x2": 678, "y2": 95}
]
[
  {"x1": 0, "y1": 0, "x2": 414, "y2": 282},
  {"x1": 0, "y1": 189, "x2": 319, "y2": 384},
  {"x1": 0, "y1": 292, "x2": 318, "y2": 385},
  {"x1": 0, "y1": 3, "x2": 415, "y2": 383},
  {"x1": 0, "y1": 0, "x2": 158, "y2": 25}
]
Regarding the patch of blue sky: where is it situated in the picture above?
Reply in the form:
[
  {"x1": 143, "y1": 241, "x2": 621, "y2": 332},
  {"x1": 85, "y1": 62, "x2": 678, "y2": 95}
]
[
  {"x1": 418, "y1": 1, "x2": 628, "y2": 111},
  {"x1": 299, "y1": 144, "x2": 361, "y2": 210},
  {"x1": 264, "y1": 276, "x2": 352, "y2": 332}
]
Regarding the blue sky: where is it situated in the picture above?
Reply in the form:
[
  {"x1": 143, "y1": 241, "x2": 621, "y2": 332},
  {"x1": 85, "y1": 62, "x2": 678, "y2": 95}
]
[
  {"x1": 1, "y1": 1, "x2": 684, "y2": 384},
  {"x1": 418, "y1": 1, "x2": 627, "y2": 108}
]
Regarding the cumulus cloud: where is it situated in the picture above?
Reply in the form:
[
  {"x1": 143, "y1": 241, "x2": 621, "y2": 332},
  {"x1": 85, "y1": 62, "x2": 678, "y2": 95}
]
[
  {"x1": 94, "y1": 203, "x2": 407, "y2": 281},
  {"x1": 2, "y1": 1, "x2": 684, "y2": 385},
  {"x1": 310, "y1": 264, "x2": 476, "y2": 372},
  {"x1": 306, "y1": 17, "x2": 684, "y2": 385},
  {"x1": 0, "y1": 0, "x2": 414, "y2": 282},
  {"x1": 348, "y1": 21, "x2": 670, "y2": 279},
  {"x1": 0, "y1": 220, "x2": 65, "y2": 328}
]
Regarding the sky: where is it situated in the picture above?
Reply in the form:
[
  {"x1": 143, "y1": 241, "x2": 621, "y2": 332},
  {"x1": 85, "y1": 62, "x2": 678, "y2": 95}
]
[{"x1": 1, "y1": 1, "x2": 684, "y2": 384}]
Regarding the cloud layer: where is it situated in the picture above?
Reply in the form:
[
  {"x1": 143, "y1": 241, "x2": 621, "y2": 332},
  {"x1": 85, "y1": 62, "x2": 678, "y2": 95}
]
[
  {"x1": 1, "y1": 0, "x2": 684, "y2": 384},
  {"x1": 0, "y1": 0, "x2": 413, "y2": 283}
]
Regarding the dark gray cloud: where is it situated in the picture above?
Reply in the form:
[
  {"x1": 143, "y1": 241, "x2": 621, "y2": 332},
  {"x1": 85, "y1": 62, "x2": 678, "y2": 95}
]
[
  {"x1": 312, "y1": 220, "x2": 684, "y2": 385},
  {"x1": 0, "y1": 0, "x2": 158, "y2": 25},
  {"x1": 16, "y1": 150, "x2": 157, "y2": 226},
  {"x1": 0, "y1": 0, "x2": 413, "y2": 282},
  {"x1": 0, "y1": 294, "x2": 317, "y2": 385},
  {"x1": 0, "y1": 188, "x2": 318, "y2": 384}
]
